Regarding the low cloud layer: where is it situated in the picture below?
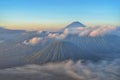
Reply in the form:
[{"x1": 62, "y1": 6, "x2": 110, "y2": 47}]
[
  {"x1": 0, "y1": 59, "x2": 120, "y2": 80},
  {"x1": 45, "y1": 25, "x2": 120, "y2": 40},
  {"x1": 22, "y1": 25, "x2": 120, "y2": 45},
  {"x1": 64, "y1": 25, "x2": 120, "y2": 37},
  {"x1": 79, "y1": 26, "x2": 120, "y2": 37}
]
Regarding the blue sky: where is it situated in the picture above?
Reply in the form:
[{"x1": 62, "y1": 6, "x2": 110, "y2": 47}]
[{"x1": 0, "y1": 0, "x2": 120, "y2": 30}]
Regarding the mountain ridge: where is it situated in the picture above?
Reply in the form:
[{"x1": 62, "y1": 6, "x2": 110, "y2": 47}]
[{"x1": 28, "y1": 40, "x2": 84, "y2": 64}]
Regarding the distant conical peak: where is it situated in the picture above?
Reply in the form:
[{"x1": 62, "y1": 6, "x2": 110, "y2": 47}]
[
  {"x1": 66, "y1": 21, "x2": 86, "y2": 28},
  {"x1": 71, "y1": 21, "x2": 83, "y2": 24}
]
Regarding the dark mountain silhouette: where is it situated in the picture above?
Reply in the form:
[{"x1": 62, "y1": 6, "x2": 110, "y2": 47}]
[
  {"x1": 65, "y1": 21, "x2": 86, "y2": 28},
  {"x1": 0, "y1": 27, "x2": 25, "y2": 34},
  {"x1": 60, "y1": 21, "x2": 86, "y2": 32}
]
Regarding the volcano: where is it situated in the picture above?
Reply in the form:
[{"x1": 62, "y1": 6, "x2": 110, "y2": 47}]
[
  {"x1": 28, "y1": 41, "x2": 85, "y2": 64},
  {"x1": 60, "y1": 21, "x2": 86, "y2": 32},
  {"x1": 65, "y1": 21, "x2": 86, "y2": 29}
]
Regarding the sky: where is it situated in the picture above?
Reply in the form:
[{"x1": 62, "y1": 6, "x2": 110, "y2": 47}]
[{"x1": 0, "y1": 0, "x2": 120, "y2": 30}]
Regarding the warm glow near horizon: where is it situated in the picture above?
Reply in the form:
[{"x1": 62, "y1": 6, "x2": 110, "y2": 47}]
[
  {"x1": 0, "y1": 0, "x2": 120, "y2": 30},
  {"x1": 0, "y1": 22, "x2": 69, "y2": 31}
]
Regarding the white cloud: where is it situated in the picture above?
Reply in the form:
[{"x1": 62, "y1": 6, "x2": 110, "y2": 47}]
[
  {"x1": 48, "y1": 33, "x2": 59, "y2": 38},
  {"x1": 23, "y1": 37, "x2": 43, "y2": 45},
  {"x1": 89, "y1": 26, "x2": 117, "y2": 37},
  {"x1": 0, "y1": 59, "x2": 120, "y2": 80},
  {"x1": 47, "y1": 33, "x2": 66, "y2": 39}
]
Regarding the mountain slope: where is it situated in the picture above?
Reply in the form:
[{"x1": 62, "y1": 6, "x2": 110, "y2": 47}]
[{"x1": 28, "y1": 41, "x2": 84, "y2": 64}]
